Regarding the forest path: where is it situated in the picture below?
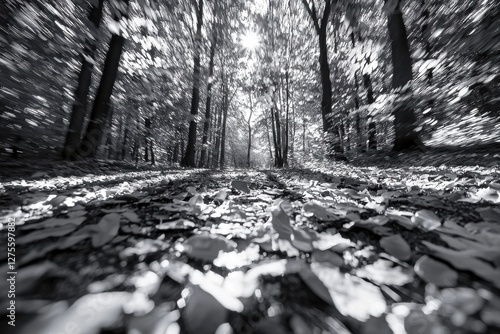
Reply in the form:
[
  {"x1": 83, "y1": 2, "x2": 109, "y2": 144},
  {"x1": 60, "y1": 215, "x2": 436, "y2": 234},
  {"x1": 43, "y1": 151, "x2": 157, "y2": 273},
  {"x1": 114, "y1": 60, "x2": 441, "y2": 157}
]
[{"x1": 1, "y1": 162, "x2": 500, "y2": 334}]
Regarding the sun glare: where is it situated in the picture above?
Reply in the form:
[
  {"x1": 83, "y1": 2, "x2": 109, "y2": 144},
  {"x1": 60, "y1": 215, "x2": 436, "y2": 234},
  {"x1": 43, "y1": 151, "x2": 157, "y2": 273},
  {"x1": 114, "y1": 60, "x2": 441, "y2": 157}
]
[{"x1": 241, "y1": 30, "x2": 260, "y2": 50}]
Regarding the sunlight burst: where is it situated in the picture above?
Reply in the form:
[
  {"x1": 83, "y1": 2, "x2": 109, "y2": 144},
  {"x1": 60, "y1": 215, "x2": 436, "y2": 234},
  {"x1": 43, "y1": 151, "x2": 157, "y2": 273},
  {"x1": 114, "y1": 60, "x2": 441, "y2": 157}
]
[{"x1": 240, "y1": 30, "x2": 260, "y2": 50}]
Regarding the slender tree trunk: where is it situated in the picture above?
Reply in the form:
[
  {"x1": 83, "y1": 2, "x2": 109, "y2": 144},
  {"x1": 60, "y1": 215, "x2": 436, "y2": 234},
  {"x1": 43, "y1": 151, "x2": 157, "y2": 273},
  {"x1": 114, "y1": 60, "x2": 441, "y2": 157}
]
[
  {"x1": 144, "y1": 117, "x2": 151, "y2": 161},
  {"x1": 62, "y1": 0, "x2": 104, "y2": 159},
  {"x1": 270, "y1": 107, "x2": 280, "y2": 167},
  {"x1": 386, "y1": 0, "x2": 421, "y2": 150},
  {"x1": 247, "y1": 90, "x2": 253, "y2": 168},
  {"x1": 77, "y1": 0, "x2": 128, "y2": 159},
  {"x1": 265, "y1": 112, "x2": 273, "y2": 163},
  {"x1": 213, "y1": 105, "x2": 222, "y2": 169},
  {"x1": 363, "y1": 73, "x2": 377, "y2": 150},
  {"x1": 182, "y1": 0, "x2": 204, "y2": 167},
  {"x1": 420, "y1": 0, "x2": 433, "y2": 83},
  {"x1": 220, "y1": 92, "x2": 229, "y2": 169},
  {"x1": 199, "y1": 24, "x2": 217, "y2": 167},
  {"x1": 284, "y1": 71, "x2": 290, "y2": 166},
  {"x1": 274, "y1": 105, "x2": 283, "y2": 167},
  {"x1": 302, "y1": 116, "x2": 306, "y2": 154}
]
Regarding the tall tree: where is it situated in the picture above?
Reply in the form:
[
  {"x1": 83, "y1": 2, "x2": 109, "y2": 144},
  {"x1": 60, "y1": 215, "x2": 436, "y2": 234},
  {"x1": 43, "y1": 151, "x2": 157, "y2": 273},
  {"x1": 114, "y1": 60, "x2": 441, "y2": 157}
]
[
  {"x1": 77, "y1": 0, "x2": 129, "y2": 159},
  {"x1": 301, "y1": 0, "x2": 344, "y2": 158},
  {"x1": 62, "y1": 0, "x2": 104, "y2": 159},
  {"x1": 247, "y1": 89, "x2": 254, "y2": 168},
  {"x1": 385, "y1": 0, "x2": 421, "y2": 150},
  {"x1": 181, "y1": 0, "x2": 204, "y2": 167},
  {"x1": 199, "y1": 8, "x2": 218, "y2": 167}
]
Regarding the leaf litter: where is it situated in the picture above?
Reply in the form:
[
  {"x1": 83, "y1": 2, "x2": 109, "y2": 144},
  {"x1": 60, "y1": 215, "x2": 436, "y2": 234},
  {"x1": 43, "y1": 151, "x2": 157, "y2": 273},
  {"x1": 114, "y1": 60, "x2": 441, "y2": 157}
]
[{"x1": 0, "y1": 165, "x2": 499, "y2": 333}]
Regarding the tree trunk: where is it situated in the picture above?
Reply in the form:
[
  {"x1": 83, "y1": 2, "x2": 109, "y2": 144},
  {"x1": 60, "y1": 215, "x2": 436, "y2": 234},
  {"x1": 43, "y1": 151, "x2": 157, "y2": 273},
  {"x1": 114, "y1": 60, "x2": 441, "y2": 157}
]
[
  {"x1": 301, "y1": 0, "x2": 343, "y2": 159},
  {"x1": 274, "y1": 104, "x2": 283, "y2": 167},
  {"x1": 144, "y1": 117, "x2": 151, "y2": 162},
  {"x1": 199, "y1": 19, "x2": 216, "y2": 168},
  {"x1": 363, "y1": 73, "x2": 377, "y2": 150},
  {"x1": 247, "y1": 90, "x2": 253, "y2": 168},
  {"x1": 62, "y1": 0, "x2": 104, "y2": 159},
  {"x1": 220, "y1": 93, "x2": 229, "y2": 169},
  {"x1": 77, "y1": 0, "x2": 128, "y2": 159},
  {"x1": 283, "y1": 71, "x2": 290, "y2": 166},
  {"x1": 213, "y1": 105, "x2": 222, "y2": 169},
  {"x1": 265, "y1": 112, "x2": 273, "y2": 163},
  {"x1": 270, "y1": 107, "x2": 280, "y2": 167},
  {"x1": 182, "y1": 0, "x2": 204, "y2": 167},
  {"x1": 386, "y1": 0, "x2": 421, "y2": 150}
]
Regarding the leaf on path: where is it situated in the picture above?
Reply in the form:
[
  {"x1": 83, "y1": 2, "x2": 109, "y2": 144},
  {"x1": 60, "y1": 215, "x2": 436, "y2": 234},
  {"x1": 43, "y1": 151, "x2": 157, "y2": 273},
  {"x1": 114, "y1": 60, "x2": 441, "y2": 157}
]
[
  {"x1": 438, "y1": 234, "x2": 500, "y2": 265},
  {"x1": 17, "y1": 224, "x2": 78, "y2": 245},
  {"x1": 411, "y1": 210, "x2": 441, "y2": 231},
  {"x1": 22, "y1": 217, "x2": 86, "y2": 230},
  {"x1": 311, "y1": 249, "x2": 344, "y2": 267},
  {"x1": 230, "y1": 180, "x2": 250, "y2": 194},
  {"x1": 476, "y1": 187, "x2": 500, "y2": 203},
  {"x1": 46, "y1": 195, "x2": 67, "y2": 207},
  {"x1": 414, "y1": 255, "x2": 458, "y2": 287},
  {"x1": 270, "y1": 201, "x2": 294, "y2": 241},
  {"x1": 213, "y1": 189, "x2": 228, "y2": 204},
  {"x1": 422, "y1": 241, "x2": 500, "y2": 288},
  {"x1": 291, "y1": 226, "x2": 317, "y2": 252},
  {"x1": 11, "y1": 261, "x2": 69, "y2": 295},
  {"x1": 310, "y1": 262, "x2": 386, "y2": 321},
  {"x1": 312, "y1": 233, "x2": 354, "y2": 252},
  {"x1": 360, "y1": 316, "x2": 393, "y2": 334},
  {"x1": 303, "y1": 202, "x2": 339, "y2": 221},
  {"x1": 19, "y1": 292, "x2": 134, "y2": 334},
  {"x1": 92, "y1": 213, "x2": 121, "y2": 248},
  {"x1": 183, "y1": 285, "x2": 228, "y2": 334},
  {"x1": 159, "y1": 202, "x2": 191, "y2": 212},
  {"x1": 404, "y1": 309, "x2": 449, "y2": 334},
  {"x1": 156, "y1": 218, "x2": 195, "y2": 230},
  {"x1": 296, "y1": 262, "x2": 335, "y2": 306},
  {"x1": 436, "y1": 287, "x2": 484, "y2": 315},
  {"x1": 67, "y1": 209, "x2": 87, "y2": 218},
  {"x1": 387, "y1": 214, "x2": 414, "y2": 230},
  {"x1": 357, "y1": 259, "x2": 414, "y2": 286},
  {"x1": 121, "y1": 211, "x2": 140, "y2": 223},
  {"x1": 182, "y1": 233, "x2": 236, "y2": 262},
  {"x1": 380, "y1": 234, "x2": 412, "y2": 261},
  {"x1": 476, "y1": 207, "x2": 500, "y2": 223},
  {"x1": 213, "y1": 244, "x2": 260, "y2": 270}
]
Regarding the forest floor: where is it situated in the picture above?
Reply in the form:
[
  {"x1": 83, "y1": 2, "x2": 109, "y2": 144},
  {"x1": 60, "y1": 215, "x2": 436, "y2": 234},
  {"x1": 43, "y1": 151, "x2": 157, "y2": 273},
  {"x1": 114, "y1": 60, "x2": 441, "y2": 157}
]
[{"x1": 1, "y1": 147, "x2": 500, "y2": 334}]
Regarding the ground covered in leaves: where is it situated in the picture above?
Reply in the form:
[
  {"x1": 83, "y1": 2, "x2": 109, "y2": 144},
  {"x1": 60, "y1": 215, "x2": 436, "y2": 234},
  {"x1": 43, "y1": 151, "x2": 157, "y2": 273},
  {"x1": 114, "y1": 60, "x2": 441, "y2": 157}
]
[{"x1": 1, "y1": 153, "x2": 500, "y2": 334}]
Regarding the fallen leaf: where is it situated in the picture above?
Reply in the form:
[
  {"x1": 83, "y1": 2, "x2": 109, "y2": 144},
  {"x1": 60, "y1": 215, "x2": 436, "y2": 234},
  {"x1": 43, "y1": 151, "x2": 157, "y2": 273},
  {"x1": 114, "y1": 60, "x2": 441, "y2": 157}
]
[
  {"x1": 414, "y1": 255, "x2": 458, "y2": 287},
  {"x1": 422, "y1": 241, "x2": 500, "y2": 288},
  {"x1": 157, "y1": 219, "x2": 195, "y2": 230},
  {"x1": 310, "y1": 262, "x2": 386, "y2": 321},
  {"x1": 17, "y1": 224, "x2": 78, "y2": 245},
  {"x1": 19, "y1": 292, "x2": 134, "y2": 334},
  {"x1": 380, "y1": 234, "x2": 412, "y2": 261},
  {"x1": 183, "y1": 233, "x2": 236, "y2": 262},
  {"x1": 412, "y1": 210, "x2": 441, "y2": 231},
  {"x1": 22, "y1": 217, "x2": 86, "y2": 230},
  {"x1": 357, "y1": 259, "x2": 414, "y2": 286},
  {"x1": 92, "y1": 213, "x2": 121, "y2": 247},
  {"x1": 303, "y1": 202, "x2": 339, "y2": 221},
  {"x1": 231, "y1": 180, "x2": 250, "y2": 194},
  {"x1": 121, "y1": 211, "x2": 140, "y2": 223},
  {"x1": 183, "y1": 285, "x2": 228, "y2": 334},
  {"x1": 296, "y1": 262, "x2": 335, "y2": 306}
]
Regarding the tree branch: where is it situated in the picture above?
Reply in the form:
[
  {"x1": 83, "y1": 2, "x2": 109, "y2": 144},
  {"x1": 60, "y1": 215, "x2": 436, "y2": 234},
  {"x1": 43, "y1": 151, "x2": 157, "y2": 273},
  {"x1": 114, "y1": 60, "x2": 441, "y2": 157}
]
[
  {"x1": 301, "y1": 0, "x2": 320, "y2": 32},
  {"x1": 320, "y1": 0, "x2": 333, "y2": 33}
]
